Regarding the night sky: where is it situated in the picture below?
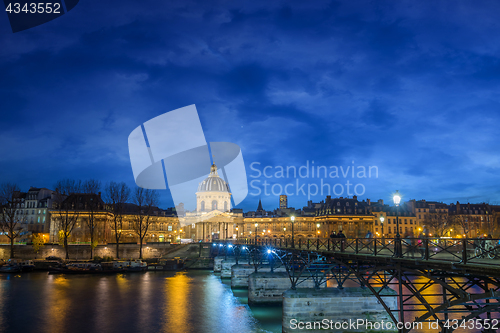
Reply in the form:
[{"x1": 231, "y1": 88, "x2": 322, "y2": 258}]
[{"x1": 1, "y1": 0, "x2": 500, "y2": 211}]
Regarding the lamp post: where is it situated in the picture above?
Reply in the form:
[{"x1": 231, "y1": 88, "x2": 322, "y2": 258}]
[
  {"x1": 380, "y1": 216, "x2": 385, "y2": 244},
  {"x1": 316, "y1": 223, "x2": 320, "y2": 238},
  {"x1": 291, "y1": 216, "x2": 295, "y2": 248},
  {"x1": 255, "y1": 223, "x2": 258, "y2": 245},
  {"x1": 393, "y1": 190, "x2": 402, "y2": 257}
]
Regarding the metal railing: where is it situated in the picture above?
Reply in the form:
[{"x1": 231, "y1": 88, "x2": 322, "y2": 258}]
[{"x1": 236, "y1": 237, "x2": 500, "y2": 266}]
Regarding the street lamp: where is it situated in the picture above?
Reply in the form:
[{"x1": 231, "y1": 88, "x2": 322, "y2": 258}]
[
  {"x1": 255, "y1": 223, "x2": 258, "y2": 245},
  {"x1": 291, "y1": 216, "x2": 295, "y2": 248},
  {"x1": 380, "y1": 216, "x2": 385, "y2": 240},
  {"x1": 393, "y1": 190, "x2": 402, "y2": 257},
  {"x1": 283, "y1": 227, "x2": 286, "y2": 238},
  {"x1": 316, "y1": 223, "x2": 320, "y2": 238}
]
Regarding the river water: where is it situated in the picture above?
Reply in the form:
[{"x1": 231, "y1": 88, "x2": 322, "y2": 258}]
[
  {"x1": 0, "y1": 271, "x2": 497, "y2": 333},
  {"x1": 0, "y1": 271, "x2": 282, "y2": 333}
]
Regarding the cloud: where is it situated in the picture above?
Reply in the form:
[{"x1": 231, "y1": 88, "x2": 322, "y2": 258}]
[{"x1": 1, "y1": 0, "x2": 500, "y2": 208}]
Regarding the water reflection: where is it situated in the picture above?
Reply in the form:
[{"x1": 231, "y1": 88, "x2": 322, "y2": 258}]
[
  {"x1": 163, "y1": 272, "x2": 190, "y2": 332},
  {"x1": 0, "y1": 271, "x2": 279, "y2": 333},
  {"x1": 44, "y1": 275, "x2": 70, "y2": 333}
]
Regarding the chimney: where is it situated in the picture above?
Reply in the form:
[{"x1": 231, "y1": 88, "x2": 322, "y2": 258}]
[
  {"x1": 353, "y1": 195, "x2": 357, "y2": 200},
  {"x1": 326, "y1": 196, "x2": 331, "y2": 202},
  {"x1": 378, "y1": 199, "x2": 384, "y2": 205},
  {"x1": 367, "y1": 199, "x2": 371, "y2": 205}
]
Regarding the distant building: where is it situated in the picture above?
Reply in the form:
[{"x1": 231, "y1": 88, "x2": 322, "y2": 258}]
[
  {"x1": 24, "y1": 187, "x2": 57, "y2": 235},
  {"x1": 280, "y1": 195, "x2": 287, "y2": 210}
]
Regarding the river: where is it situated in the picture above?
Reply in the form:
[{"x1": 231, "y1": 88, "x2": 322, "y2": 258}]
[
  {"x1": 0, "y1": 271, "x2": 497, "y2": 333},
  {"x1": 0, "y1": 271, "x2": 282, "y2": 333}
]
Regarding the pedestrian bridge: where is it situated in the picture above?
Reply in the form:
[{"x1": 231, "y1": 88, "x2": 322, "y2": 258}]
[{"x1": 209, "y1": 237, "x2": 500, "y2": 333}]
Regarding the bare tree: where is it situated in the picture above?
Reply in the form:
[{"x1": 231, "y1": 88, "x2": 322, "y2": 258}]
[
  {"x1": 53, "y1": 179, "x2": 82, "y2": 259},
  {"x1": 0, "y1": 183, "x2": 26, "y2": 258},
  {"x1": 82, "y1": 179, "x2": 102, "y2": 259},
  {"x1": 423, "y1": 212, "x2": 456, "y2": 237},
  {"x1": 453, "y1": 214, "x2": 472, "y2": 238},
  {"x1": 104, "y1": 181, "x2": 130, "y2": 259},
  {"x1": 132, "y1": 187, "x2": 159, "y2": 259}
]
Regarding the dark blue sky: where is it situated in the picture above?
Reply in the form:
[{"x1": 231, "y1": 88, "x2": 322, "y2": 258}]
[{"x1": 1, "y1": 0, "x2": 500, "y2": 211}]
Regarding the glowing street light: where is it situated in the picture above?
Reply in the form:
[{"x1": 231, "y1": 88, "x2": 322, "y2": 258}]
[
  {"x1": 393, "y1": 190, "x2": 402, "y2": 257},
  {"x1": 379, "y1": 216, "x2": 385, "y2": 237},
  {"x1": 255, "y1": 223, "x2": 258, "y2": 245}
]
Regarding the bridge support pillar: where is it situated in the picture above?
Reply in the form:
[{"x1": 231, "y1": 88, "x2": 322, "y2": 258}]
[
  {"x1": 282, "y1": 288, "x2": 398, "y2": 333},
  {"x1": 221, "y1": 259, "x2": 237, "y2": 278},
  {"x1": 214, "y1": 256, "x2": 224, "y2": 273},
  {"x1": 231, "y1": 264, "x2": 257, "y2": 287},
  {"x1": 231, "y1": 264, "x2": 287, "y2": 288},
  {"x1": 248, "y1": 272, "x2": 314, "y2": 304}
]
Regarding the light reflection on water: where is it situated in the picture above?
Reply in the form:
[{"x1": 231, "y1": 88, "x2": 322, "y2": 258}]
[
  {"x1": 1, "y1": 270, "x2": 493, "y2": 333},
  {"x1": 0, "y1": 271, "x2": 279, "y2": 333}
]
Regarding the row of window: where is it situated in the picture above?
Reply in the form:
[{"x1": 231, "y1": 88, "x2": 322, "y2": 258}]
[
  {"x1": 200, "y1": 201, "x2": 229, "y2": 211},
  {"x1": 30, "y1": 216, "x2": 46, "y2": 223}
]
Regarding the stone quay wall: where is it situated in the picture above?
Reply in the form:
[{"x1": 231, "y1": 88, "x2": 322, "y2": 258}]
[
  {"x1": 0, "y1": 243, "x2": 180, "y2": 260},
  {"x1": 282, "y1": 287, "x2": 398, "y2": 333},
  {"x1": 248, "y1": 272, "x2": 315, "y2": 304}
]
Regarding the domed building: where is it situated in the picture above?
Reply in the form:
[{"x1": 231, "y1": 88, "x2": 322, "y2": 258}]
[
  {"x1": 182, "y1": 163, "x2": 243, "y2": 241},
  {"x1": 196, "y1": 164, "x2": 231, "y2": 212}
]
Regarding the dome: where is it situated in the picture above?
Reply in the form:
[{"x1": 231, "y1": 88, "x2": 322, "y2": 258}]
[{"x1": 197, "y1": 164, "x2": 230, "y2": 193}]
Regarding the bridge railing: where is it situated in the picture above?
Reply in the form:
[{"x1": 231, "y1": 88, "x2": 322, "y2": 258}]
[{"x1": 235, "y1": 237, "x2": 500, "y2": 266}]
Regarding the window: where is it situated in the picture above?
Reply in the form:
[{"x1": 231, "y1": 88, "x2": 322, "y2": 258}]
[
  {"x1": 43, "y1": 217, "x2": 46, "y2": 223},
  {"x1": 346, "y1": 202, "x2": 349, "y2": 206},
  {"x1": 37, "y1": 217, "x2": 40, "y2": 223},
  {"x1": 337, "y1": 202, "x2": 340, "y2": 206},
  {"x1": 200, "y1": 201, "x2": 205, "y2": 211},
  {"x1": 212, "y1": 200, "x2": 217, "y2": 210},
  {"x1": 419, "y1": 214, "x2": 421, "y2": 219},
  {"x1": 224, "y1": 201, "x2": 228, "y2": 211},
  {"x1": 404, "y1": 219, "x2": 407, "y2": 224},
  {"x1": 410, "y1": 219, "x2": 413, "y2": 224},
  {"x1": 168, "y1": 225, "x2": 172, "y2": 231},
  {"x1": 38, "y1": 210, "x2": 41, "y2": 214}
]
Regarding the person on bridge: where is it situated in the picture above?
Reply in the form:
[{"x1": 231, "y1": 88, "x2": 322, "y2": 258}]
[
  {"x1": 337, "y1": 230, "x2": 346, "y2": 252},
  {"x1": 330, "y1": 231, "x2": 337, "y2": 238},
  {"x1": 418, "y1": 232, "x2": 426, "y2": 259},
  {"x1": 365, "y1": 231, "x2": 373, "y2": 251}
]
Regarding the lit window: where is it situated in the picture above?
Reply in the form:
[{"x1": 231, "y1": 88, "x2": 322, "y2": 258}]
[{"x1": 168, "y1": 225, "x2": 172, "y2": 231}]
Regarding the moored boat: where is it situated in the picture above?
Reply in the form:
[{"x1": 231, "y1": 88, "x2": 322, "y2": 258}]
[
  {"x1": 0, "y1": 264, "x2": 21, "y2": 273},
  {"x1": 3, "y1": 259, "x2": 35, "y2": 272},
  {"x1": 147, "y1": 258, "x2": 184, "y2": 271},
  {"x1": 113, "y1": 260, "x2": 147, "y2": 272}
]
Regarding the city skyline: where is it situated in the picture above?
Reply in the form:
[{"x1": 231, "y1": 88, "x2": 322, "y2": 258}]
[{"x1": 1, "y1": 1, "x2": 500, "y2": 211}]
